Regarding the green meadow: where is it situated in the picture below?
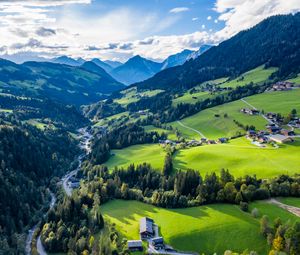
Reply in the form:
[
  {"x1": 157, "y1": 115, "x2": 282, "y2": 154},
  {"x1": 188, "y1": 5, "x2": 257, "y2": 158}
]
[
  {"x1": 104, "y1": 144, "x2": 166, "y2": 171},
  {"x1": 277, "y1": 197, "x2": 300, "y2": 208},
  {"x1": 144, "y1": 125, "x2": 177, "y2": 140},
  {"x1": 245, "y1": 88, "x2": 300, "y2": 115},
  {"x1": 173, "y1": 137, "x2": 300, "y2": 178},
  {"x1": 114, "y1": 87, "x2": 164, "y2": 106},
  {"x1": 219, "y1": 66, "x2": 278, "y2": 89},
  {"x1": 287, "y1": 74, "x2": 300, "y2": 84},
  {"x1": 170, "y1": 100, "x2": 266, "y2": 140},
  {"x1": 170, "y1": 88, "x2": 300, "y2": 140},
  {"x1": 101, "y1": 199, "x2": 299, "y2": 255}
]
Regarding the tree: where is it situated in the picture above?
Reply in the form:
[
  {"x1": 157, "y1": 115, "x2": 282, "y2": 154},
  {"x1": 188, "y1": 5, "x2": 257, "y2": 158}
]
[
  {"x1": 261, "y1": 215, "x2": 272, "y2": 237},
  {"x1": 163, "y1": 153, "x2": 173, "y2": 176}
]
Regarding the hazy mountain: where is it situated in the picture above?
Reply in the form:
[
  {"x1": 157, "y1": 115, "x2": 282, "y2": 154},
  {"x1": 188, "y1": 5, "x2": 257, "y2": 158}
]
[
  {"x1": 161, "y1": 49, "x2": 194, "y2": 70},
  {"x1": 0, "y1": 59, "x2": 125, "y2": 105},
  {"x1": 135, "y1": 13, "x2": 300, "y2": 91},
  {"x1": 51, "y1": 56, "x2": 83, "y2": 66},
  {"x1": 91, "y1": 58, "x2": 114, "y2": 73},
  {"x1": 110, "y1": 55, "x2": 162, "y2": 85},
  {"x1": 104, "y1": 60, "x2": 123, "y2": 69}
]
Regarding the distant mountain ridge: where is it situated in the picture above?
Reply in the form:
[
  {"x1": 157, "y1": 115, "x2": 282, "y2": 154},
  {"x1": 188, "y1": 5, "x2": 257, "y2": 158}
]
[
  {"x1": 161, "y1": 49, "x2": 194, "y2": 70},
  {"x1": 0, "y1": 59, "x2": 125, "y2": 106}
]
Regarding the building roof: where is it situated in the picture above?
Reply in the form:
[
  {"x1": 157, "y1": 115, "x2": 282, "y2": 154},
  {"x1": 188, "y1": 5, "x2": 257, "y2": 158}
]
[
  {"x1": 127, "y1": 240, "x2": 143, "y2": 248},
  {"x1": 140, "y1": 217, "x2": 154, "y2": 234},
  {"x1": 269, "y1": 134, "x2": 292, "y2": 143}
]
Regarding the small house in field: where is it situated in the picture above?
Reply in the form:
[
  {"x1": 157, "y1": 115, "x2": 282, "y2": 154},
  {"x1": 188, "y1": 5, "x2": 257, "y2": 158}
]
[
  {"x1": 151, "y1": 237, "x2": 164, "y2": 249},
  {"x1": 218, "y1": 138, "x2": 228, "y2": 143},
  {"x1": 269, "y1": 134, "x2": 294, "y2": 144},
  {"x1": 127, "y1": 240, "x2": 143, "y2": 251},
  {"x1": 140, "y1": 217, "x2": 154, "y2": 239}
]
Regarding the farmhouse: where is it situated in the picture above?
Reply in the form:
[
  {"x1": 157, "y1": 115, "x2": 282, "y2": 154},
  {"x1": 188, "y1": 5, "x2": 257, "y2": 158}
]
[
  {"x1": 281, "y1": 129, "x2": 295, "y2": 136},
  {"x1": 127, "y1": 240, "x2": 143, "y2": 251},
  {"x1": 151, "y1": 237, "x2": 164, "y2": 250},
  {"x1": 140, "y1": 217, "x2": 154, "y2": 239},
  {"x1": 240, "y1": 108, "x2": 260, "y2": 115},
  {"x1": 269, "y1": 134, "x2": 294, "y2": 144},
  {"x1": 270, "y1": 81, "x2": 294, "y2": 91},
  {"x1": 266, "y1": 125, "x2": 281, "y2": 134},
  {"x1": 218, "y1": 138, "x2": 228, "y2": 143}
]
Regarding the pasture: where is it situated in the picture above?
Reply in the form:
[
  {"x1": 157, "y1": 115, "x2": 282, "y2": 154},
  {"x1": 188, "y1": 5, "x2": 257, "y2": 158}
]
[
  {"x1": 219, "y1": 66, "x2": 278, "y2": 89},
  {"x1": 101, "y1": 199, "x2": 299, "y2": 255},
  {"x1": 104, "y1": 144, "x2": 165, "y2": 171},
  {"x1": 173, "y1": 137, "x2": 300, "y2": 178},
  {"x1": 170, "y1": 99, "x2": 267, "y2": 140}
]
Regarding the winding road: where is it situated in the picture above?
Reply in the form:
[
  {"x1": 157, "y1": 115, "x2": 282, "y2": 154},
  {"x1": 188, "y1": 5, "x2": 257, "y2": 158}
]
[
  {"x1": 177, "y1": 120, "x2": 206, "y2": 139},
  {"x1": 26, "y1": 127, "x2": 92, "y2": 255}
]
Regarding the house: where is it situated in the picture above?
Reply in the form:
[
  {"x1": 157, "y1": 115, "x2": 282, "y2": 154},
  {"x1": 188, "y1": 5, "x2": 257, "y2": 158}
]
[
  {"x1": 218, "y1": 138, "x2": 228, "y2": 143},
  {"x1": 269, "y1": 134, "x2": 294, "y2": 144},
  {"x1": 207, "y1": 140, "x2": 217, "y2": 145},
  {"x1": 127, "y1": 240, "x2": 143, "y2": 251},
  {"x1": 267, "y1": 126, "x2": 281, "y2": 134},
  {"x1": 281, "y1": 129, "x2": 295, "y2": 136},
  {"x1": 247, "y1": 130, "x2": 257, "y2": 138},
  {"x1": 151, "y1": 237, "x2": 164, "y2": 250},
  {"x1": 240, "y1": 108, "x2": 259, "y2": 115},
  {"x1": 140, "y1": 217, "x2": 154, "y2": 239}
]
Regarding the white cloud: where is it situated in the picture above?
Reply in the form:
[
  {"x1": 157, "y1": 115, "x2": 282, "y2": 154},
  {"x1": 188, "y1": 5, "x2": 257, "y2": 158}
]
[
  {"x1": 201, "y1": 24, "x2": 206, "y2": 29},
  {"x1": 169, "y1": 7, "x2": 190, "y2": 14},
  {"x1": 214, "y1": 0, "x2": 300, "y2": 39},
  {"x1": 207, "y1": 16, "x2": 212, "y2": 20},
  {"x1": 192, "y1": 17, "x2": 199, "y2": 21}
]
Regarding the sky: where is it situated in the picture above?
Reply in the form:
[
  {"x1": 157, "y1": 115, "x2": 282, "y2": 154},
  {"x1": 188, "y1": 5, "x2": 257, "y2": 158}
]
[{"x1": 0, "y1": 0, "x2": 299, "y2": 63}]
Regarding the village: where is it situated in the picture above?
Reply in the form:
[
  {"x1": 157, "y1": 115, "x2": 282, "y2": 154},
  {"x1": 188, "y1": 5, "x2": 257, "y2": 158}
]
[{"x1": 127, "y1": 217, "x2": 197, "y2": 255}]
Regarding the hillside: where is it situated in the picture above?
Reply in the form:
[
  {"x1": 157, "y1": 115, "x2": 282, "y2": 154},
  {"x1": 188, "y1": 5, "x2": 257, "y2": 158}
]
[
  {"x1": 161, "y1": 49, "x2": 194, "y2": 70},
  {"x1": 135, "y1": 13, "x2": 300, "y2": 91},
  {"x1": 0, "y1": 59, "x2": 125, "y2": 106}
]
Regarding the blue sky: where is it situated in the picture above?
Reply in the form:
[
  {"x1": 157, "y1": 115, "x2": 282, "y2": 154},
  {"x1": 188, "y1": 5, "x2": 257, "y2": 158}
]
[{"x1": 0, "y1": 0, "x2": 299, "y2": 62}]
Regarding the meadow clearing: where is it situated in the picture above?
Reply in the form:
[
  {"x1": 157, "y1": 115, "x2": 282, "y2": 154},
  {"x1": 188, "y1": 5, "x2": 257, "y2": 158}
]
[
  {"x1": 103, "y1": 144, "x2": 166, "y2": 171},
  {"x1": 101, "y1": 199, "x2": 299, "y2": 255},
  {"x1": 173, "y1": 137, "x2": 300, "y2": 178}
]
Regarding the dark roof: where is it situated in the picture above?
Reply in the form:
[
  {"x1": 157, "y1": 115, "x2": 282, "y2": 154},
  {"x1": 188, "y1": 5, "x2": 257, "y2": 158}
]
[
  {"x1": 152, "y1": 237, "x2": 164, "y2": 244},
  {"x1": 127, "y1": 240, "x2": 143, "y2": 248},
  {"x1": 140, "y1": 217, "x2": 154, "y2": 234}
]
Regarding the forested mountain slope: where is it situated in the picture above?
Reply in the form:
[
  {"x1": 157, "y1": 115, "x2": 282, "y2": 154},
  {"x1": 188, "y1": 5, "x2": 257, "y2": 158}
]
[
  {"x1": 135, "y1": 13, "x2": 300, "y2": 91},
  {"x1": 0, "y1": 59, "x2": 125, "y2": 106}
]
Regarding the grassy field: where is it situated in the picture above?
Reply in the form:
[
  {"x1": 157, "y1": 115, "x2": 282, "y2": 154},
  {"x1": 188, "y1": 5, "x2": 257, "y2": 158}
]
[
  {"x1": 0, "y1": 108, "x2": 13, "y2": 113},
  {"x1": 277, "y1": 197, "x2": 300, "y2": 208},
  {"x1": 170, "y1": 88, "x2": 300, "y2": 140},
  {"x1": 104, "y1": 144, "x2": 165, "y2": 171},
  {"x1": 114, "y1": 87, "x2": 164, "y2": 106},
  {"x1": 172, "y1": 91, "x2": 218, "y2": 106},
  {"x1": 144, "y1": 125, "x2": 177, "y2": 140},
  {"x1": 170, "y1": 99, "x2": 267, "y2": 140},
  {"x1": 219, "y1": 66, "x2": 278, "y2": 89},
  {"x1": 245, "y1": 88, "x2": 300, "y2": 115},
  {"x1": 102, "y1": 199, "x2": 298, "y2": 254},
  {"x1": 173, "y1": 137, "x2": 300, "y2": 178},
  {"x1": 287, "y1": 74, "x2": 300, "y2": 84}
]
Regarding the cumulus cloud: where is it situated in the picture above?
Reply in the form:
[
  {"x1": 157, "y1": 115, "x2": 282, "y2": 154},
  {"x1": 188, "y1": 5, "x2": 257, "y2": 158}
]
[
  {"x1": 36, "y1": 27, "x2": 56, "y2": 37},
  {"x1": 169, "y1": 7, "x2": 190, "y2": 14},
  {"x1": 207, "y1": 16, "x2": 212, "y2": 20},
  {"x1": 214, "y1": 0, "x2": 300, "y2": 39}
]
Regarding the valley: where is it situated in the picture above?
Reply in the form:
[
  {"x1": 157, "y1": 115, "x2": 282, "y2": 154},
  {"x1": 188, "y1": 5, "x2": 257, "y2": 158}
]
[{"x1": 1, "y1": 10, "x2": 300, "y2": 255}]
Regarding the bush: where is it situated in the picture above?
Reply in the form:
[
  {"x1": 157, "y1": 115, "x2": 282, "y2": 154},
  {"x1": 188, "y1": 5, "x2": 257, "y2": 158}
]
[
  {"x1": 240, "y1": 202, "x2": 249, "y2": 212},
  {"x1": 251, "y1": 208, "x2": 260, "y2": 218}
]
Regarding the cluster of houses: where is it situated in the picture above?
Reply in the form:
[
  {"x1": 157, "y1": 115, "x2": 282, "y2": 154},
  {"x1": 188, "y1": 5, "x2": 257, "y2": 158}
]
[
  {"x1": 127, "y1": 217, "x2": 165, "y2": 252},
  {"x1": 159, "y1": 137, "x2": 228, "y2": 148},
  {"x1": 267, "y1": 81, "x2": 295, "y2": 91},
  {"x1": 247, "y1": 123, "x2": 295, "y2": 144},
  {"x1": 289, "y1": 117, "x2": 300, "y2": 129}
]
